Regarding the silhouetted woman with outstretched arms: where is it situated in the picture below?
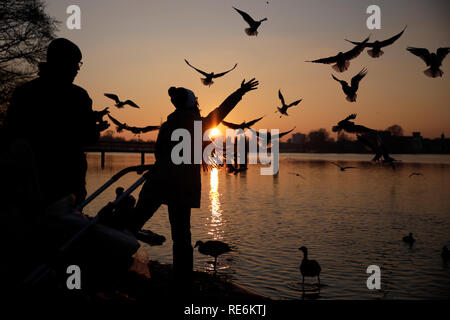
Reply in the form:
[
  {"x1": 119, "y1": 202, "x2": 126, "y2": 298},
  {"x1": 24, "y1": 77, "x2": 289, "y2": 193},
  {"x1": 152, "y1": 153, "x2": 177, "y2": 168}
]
[{"x1": 127, "y1": 78, "x2": 258, "y2": 284}]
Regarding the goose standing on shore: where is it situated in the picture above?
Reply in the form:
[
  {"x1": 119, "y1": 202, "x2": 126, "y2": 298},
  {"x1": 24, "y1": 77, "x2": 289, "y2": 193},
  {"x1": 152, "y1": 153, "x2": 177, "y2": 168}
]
[
  {"x1": 299, "y1": 246, "x2": 321, "y2": 284},
  {"x1": 195, "y1": 240, "x2": 233, "y2": 273}
]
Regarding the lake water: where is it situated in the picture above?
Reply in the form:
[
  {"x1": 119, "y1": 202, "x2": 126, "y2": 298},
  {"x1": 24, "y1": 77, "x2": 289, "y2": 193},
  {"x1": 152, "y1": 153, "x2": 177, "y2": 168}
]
[{"x1": 84, "y1": 153, "x2": 450, "y2": 300}]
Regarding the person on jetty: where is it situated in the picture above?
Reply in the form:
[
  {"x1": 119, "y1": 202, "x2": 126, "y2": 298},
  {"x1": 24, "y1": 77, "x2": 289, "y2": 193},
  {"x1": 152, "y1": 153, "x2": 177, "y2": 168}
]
[
  {"x1": 127, "y1": 78, "x2": 259, "y2": 283},
  {"x1": 0, "y1": 38, "x2": 145, "y2": 295}
]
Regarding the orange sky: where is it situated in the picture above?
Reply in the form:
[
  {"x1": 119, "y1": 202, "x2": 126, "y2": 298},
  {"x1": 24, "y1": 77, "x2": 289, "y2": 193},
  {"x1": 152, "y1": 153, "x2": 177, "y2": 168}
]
[{"x1": 46, "y1": 0, "x2": 450, "y2": 140}]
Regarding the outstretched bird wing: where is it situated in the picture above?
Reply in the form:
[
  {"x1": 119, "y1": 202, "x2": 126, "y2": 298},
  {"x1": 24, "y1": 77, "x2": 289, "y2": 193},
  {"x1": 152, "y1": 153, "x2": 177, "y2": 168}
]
[
  {"x1": 330, "y1": 162, "x2": 343, "y2": 169},
  {"x1": 213, "y1": 63, "x2": 238, "y2": 78},
  {"x1": 346, "y1": 27, "x2": 406, "y2": 48},
  {"x1": 378, "y1": 26, "x2": 407, "y2": 47},
  {"x1": 350, "y1": 68, "x2": 367, "y2": 90},
  {"x1": 288, "y1": 99, "x2": 302, "y2": 108},
  {"x1": 233, "y1": 7, "x2": 256, "y2": 26},
  {"x1": 307, "y1": 54, "x2": 338, "y2": 65},
  {"x1": 332, "y1": 74, "x2": 346, "y2": 86},
  {"x1": 104, "y1": 93, "x2": 120, "y2": 103},
  {"x1": 436, "y1": 47, "x2": 450, "y2": 64},
  {"x1": 221, "y1": 120, "x2": 242, "y2": 130},
  {"x1": 407, "y1": 47, "x2": 432, "y2": 66},
  {"x1": 138, "y1": 125, "x2": 160, "y2": 133},
  {"x1": 278, "y1": 89, "x2": 286, "y2": 105},
  {"x1": 107, "y1": 114, "x2": 124, "y2": 127},
  {"x1": 184, "y1": 59, "x2": 210, "y2": 77},
  {"x1": 123, "y1": 100, "x2": 141, "y2": 109},
  {"x1": 277, "y1": 127, "x2": 296, "y2": 139},
  {"x1": 342, "y1": 36, "x2": 370, "y2": 61},
  {"x1": 344, "y1": 113, "x2": 357, "y2": 121},
  {"x1": 246, "y1": 116, "x2": 265, "y2": 127}
]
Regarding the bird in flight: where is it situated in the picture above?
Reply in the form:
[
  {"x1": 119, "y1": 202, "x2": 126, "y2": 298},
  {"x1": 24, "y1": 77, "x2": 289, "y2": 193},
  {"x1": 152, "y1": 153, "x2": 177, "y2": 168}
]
[
  {"x1": 233, "y1": 7, "x2": 267, "y2": 36},
  {"x1": 306, "y1": 36, "x2": 370, "y2": 72},
  {"x1": 332, "y1": 114, "x2": 376, "y2": 135},
  {"x1": 255, "y1": 127, "x2": 296, "y2": 146},
  {"x1": 184, "y1": 59, "x2": 237, "y2": 86},
  {"x1": 356, "y1": 134, "x2": 399, "y2": 169},
  {"x1": 406, "y1": 47, "x2": 450, "y2": 78},
  {"x1": 107, "y1": 114, "x2": 160, "y2": 134},
  {"x1": 332, "y1": 68, "x2": 368, "y2": 102},
  {"x1": 330, "y1": 162, "x2": 357, "y2": 171},
  {"x1": 276, "y1": 90, "x2": 302, "y2": 117},
  {"x1": 346, "y1": 26, "x2": 407, "y2": 58},
  {"x1": 104, "y1": 93, "x2": 141, "y2": 109},
  {"x1": 221, "y1": 116, "x2": 264, "y2": 130},
  {"x1": 409, "y1": 172, "x2": 423, "y2": 178}
]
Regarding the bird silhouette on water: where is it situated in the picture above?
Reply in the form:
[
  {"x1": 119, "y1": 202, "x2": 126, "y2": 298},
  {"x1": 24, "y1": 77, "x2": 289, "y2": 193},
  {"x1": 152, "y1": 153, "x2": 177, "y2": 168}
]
[
  {"x1": 409, "y1": 172, "x2": 423, "y2": 178},
  {"x1": 407, "y1": 47, "x2": 450, "y2": 78},
  {"x1": 346, "y1": 26, "x2": 407, "y2": 58},
  {"x1": 104, "y1": 93, "x2": 141, "y2": 109},
  {"x1": 107, "y1": 114, "x2": 160, "y2": 134},
  {"x1": 330, "y1": 162, "x2": 357, "y2": 171},
  {"x1": 332, "y1": 68, "x2": 367, "y2": 102},
  {"x1": 195, "y1": 240, "x2": 233, "y2": 274},
  {"x1": 306, "y1": 36, "x2": 369, "y2": 72},
  {"x1": 299, "y1": 246, "x2": 321, "y2": 285},
  {"x1": 233, "y1": 7, "x2": 267, "y2": 36},
  {"x1": 403, "y1": 233, "x2": 415, "y2": 246},
  {"x1": 184, "y1": 59, "x2": 237, "y2": 86},
  {"x1": 221, "y1": 116, "x2": 264, "y2": 130},
  {"x1": 276, "y1": 90, "x2": 302, "y2": 117}
]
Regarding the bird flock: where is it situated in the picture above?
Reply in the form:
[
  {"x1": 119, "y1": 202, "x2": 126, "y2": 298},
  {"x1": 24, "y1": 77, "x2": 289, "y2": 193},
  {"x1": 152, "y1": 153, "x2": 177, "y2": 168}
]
[{"x1": 98, "y1": 5, "x2": 448, "y2": 286}]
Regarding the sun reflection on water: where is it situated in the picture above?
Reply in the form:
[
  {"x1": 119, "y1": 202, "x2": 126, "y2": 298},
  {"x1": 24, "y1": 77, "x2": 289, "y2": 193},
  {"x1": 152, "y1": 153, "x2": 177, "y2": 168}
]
[{"x1": 208, "y1": 168, "x2": 223, "y2": 240}]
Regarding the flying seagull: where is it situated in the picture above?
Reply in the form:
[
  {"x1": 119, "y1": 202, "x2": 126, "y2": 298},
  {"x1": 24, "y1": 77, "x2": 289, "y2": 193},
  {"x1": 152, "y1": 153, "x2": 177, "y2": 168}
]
[
  {"x1": 233, "y1": 7, "x2": 267, "y2": 36},
  {"x1": 306, "y1": 36, "x2": 370, "y2": 72},
  {"x1": 108, "y1": 114, "x2": 160, "y2": 134},
  {"x1": 346, "y1": 26, "x2": 407, "y2": 58},
  {"x1": 184, "y1": 59, "x2": 237, "y2": 86},
  {"x1": 406, "y1": 47, "x2": 450, "y2": 78},
  {"x1": 332, "y1": 68, "x2": 368, "y2": 102},
  {"x1": 255, "y1": 127, "x2": 296, "y2": 146},
  {"x1": 276, "y1": 90, "x2": 302, "y2": 117},
  {"x1": 104, "y1": 93, "x2": 141, "y2": 109},
  {"x1": 332, "y1": 114, "x2": 376, "y2": 135},
  {"x1": 330, "y1": 162, "x2": 357, "y2": 171},
  {"x1": 221, "y1": 116, "x2": 264, "y2": 130}
]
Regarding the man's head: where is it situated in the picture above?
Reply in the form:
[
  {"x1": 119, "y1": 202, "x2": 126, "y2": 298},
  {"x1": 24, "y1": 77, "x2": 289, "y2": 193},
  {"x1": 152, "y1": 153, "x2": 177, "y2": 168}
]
[
  {"x1": 168, "y1": 87, "x2": 198, "y2": 110},
  {"x1": 45, "y1": 38, "x2": 82, "y2": 83}
]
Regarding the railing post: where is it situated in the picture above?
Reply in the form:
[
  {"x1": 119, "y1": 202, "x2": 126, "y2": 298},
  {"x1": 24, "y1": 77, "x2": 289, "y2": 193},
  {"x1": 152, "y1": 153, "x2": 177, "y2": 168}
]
[
  {"x1": 141, "y1": 152, "x2": 145, "y2": 165},
  {"x1": 101, "y1": 151, "x2": 105, "y2": 169}
]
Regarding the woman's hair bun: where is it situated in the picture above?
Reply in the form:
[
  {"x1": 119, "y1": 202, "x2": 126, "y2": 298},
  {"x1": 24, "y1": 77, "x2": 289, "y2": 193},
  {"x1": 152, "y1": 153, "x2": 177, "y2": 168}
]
[{"x1": 168, "y1": 86, "x2": 177, "y2": 98}]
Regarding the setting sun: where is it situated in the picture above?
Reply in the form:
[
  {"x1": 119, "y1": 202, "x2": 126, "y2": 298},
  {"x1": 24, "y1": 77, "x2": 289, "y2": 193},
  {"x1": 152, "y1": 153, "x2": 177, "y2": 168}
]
[{"x1": 210, "y1": 127, "x2": 220, "y2": 138}]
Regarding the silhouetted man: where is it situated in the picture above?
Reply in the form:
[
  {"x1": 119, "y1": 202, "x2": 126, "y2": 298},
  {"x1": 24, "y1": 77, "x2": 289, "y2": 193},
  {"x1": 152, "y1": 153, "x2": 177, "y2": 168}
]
[
  {"x1": 126, "y1": 79, "x2": 258, "y2": 285},
  {"x1": 1, "y1": 38, "x2": 143, "y2": 293},
  {"x1": 4, "y1": 38, "x2": 109, "y2": 206}
]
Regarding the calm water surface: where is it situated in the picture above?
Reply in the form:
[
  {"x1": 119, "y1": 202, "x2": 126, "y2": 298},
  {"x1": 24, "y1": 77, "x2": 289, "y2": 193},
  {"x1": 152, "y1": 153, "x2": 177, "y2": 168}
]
[{"x1": 85, "y1": 153, "x2": 450, "y2": 300}]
